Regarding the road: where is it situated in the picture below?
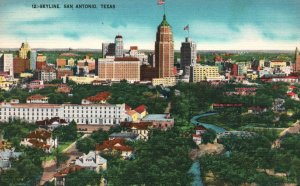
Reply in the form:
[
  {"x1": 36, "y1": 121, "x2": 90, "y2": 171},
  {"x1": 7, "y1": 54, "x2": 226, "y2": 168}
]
[
  {"x1": 39, "y1": 134, "x2": 90, "y2": 186},
  {"x1": 272, "y1": 120, "x2": 300, "y2": 148}
]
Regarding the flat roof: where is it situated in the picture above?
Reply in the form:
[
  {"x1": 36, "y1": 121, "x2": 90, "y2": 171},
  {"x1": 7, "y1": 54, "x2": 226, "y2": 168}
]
[{"x1": 142, "y1": 114, "x2": 174, "y2": 121}]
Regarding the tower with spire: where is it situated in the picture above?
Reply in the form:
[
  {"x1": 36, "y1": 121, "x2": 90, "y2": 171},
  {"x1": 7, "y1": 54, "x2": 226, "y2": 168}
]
[{"x1": 154, "y1": 14, "x2": 174, "y2": 78}]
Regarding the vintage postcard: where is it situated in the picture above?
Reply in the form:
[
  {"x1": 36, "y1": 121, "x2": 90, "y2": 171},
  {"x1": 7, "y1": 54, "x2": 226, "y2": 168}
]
[{"x1": 0, "y1": 0, "x2": 300, "y2": 185}]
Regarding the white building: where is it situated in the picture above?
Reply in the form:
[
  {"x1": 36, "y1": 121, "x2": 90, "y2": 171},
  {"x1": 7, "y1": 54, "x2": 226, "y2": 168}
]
[
  {"x1": 125, "y1": 46, "x2": 148, "y2": 65},
  {"x1": 75, "y1": 151, "x2": 107, "y2": 172},
  {"x1": 0, "y1": 102, "x2": 126, "y2": 125},
  {"x1": 0, "y1": 54, "x2": 13, "y2": 76},
  {"x1": 38, "y1": 66, "x2": 57, "y2": 82}
]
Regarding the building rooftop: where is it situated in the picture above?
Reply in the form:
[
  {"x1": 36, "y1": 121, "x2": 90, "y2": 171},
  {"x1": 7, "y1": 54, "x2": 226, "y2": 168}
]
[
  {"x1": 109, "y1": 132, "x2": 138, "y2": 140},
  {"x1": 114, "y1": 57, "x2": 139, "y2": 61},
  {"x1": 142, "y1": 114, "x2": 174, "y2": 122}
]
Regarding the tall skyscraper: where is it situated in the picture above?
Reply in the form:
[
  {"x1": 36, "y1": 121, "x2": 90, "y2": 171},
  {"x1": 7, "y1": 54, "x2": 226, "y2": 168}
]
[
  {"x1": 0, "y1": 54, "x2": 13, "y2": 76},
  {"x1": 102, "y1": 43, "x2": 115, "y2": 58},
  {"x1": 155, "y1": 14, "x2": 174, "y2": 78},
  {"x1": 180, "y1": 37, "x2": 197, "y2": 77},
  {"x1": 30, "y1": 50, "x2": 37, "y2": 70},
  {"x1": 295, "y1": 47, "x2": 300, "y2": 73},
  {"x1": 115, "y1": 35, "x2": 124, "y2": 58},
  {"x1": 19, "y1": 42, "x2": 31, "y2": 59}
]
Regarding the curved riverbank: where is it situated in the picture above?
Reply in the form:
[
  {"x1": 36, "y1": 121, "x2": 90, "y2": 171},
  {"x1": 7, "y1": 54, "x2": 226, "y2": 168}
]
[
  {"x1": 189, "y1": 112, "x2": 226, "y2": 186},
  {"x1": 191, "y1": 112, "x2": 226, "y2": 133}
]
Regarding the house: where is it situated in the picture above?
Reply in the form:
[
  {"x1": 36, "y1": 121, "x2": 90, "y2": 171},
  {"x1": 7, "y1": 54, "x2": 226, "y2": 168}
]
[
  {"x1": 109, "y1": 132, "x2": 138, "y2": 141},
  {"x1": 125, "y1": 110, "x2": 139, "y2": 122},
  {"x1": 96, "y1": 138, "x2": 133, "y2": 159},
  {"x1": 192, "y1": 134, "x2": 202, "y2": 145},
  {"x1": 194, "y1": 126, "x2": 207, "y2": 135},
  {"x1": 141, "y1": 114, "x2": 174, "y2": 130},
  {"x1": 36, "y1": 117, "x2": 68, "y2": 131},
  {"x1": 125, "y1": 104, "x2": 132, "y2": 111},
  {"x1": 287, "y1": 92, "x2": 299, "y2": 100},
  {"x1": 0, "y1": 149, "x2": 22, "y2": 171},
  {"x1": 134, "y1": 105, "x2": 148, "y2": 119},
  {"x1": 26, "y1": 94, "x2": 48, "y2": 103},
  {"x1": 289, "y1": 85, "x2": 296, "y2": 91},
  {"x1": 121, "y1": 122, "x2": 152, "y2": 140},
  {"x1": 56, "y1": 84, "x2": 72, "y2": 94},
  {"x1": 54, "y1": 165, "x2": 84, "y2": 186},
  {"x1": 20, "y1": 129, "x2": 57, "y2": 153},
  {"x1": 75, "y1": 151, "x2": 107, "y2": 173},
  {"x1": 28, "y1": 80, "x2": 44, "y2": 90},
  {"x1": 82, "y1": 92, "x2": 111, "y2": 104},
  {"x1": 273, "y1": 98, "x2": 285, "y2": 112}
]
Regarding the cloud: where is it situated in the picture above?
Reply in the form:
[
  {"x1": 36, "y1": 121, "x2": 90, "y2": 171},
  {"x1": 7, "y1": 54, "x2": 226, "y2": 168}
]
[{"x1": 179, "y1": 21, "x2": 300, "y2": 50}]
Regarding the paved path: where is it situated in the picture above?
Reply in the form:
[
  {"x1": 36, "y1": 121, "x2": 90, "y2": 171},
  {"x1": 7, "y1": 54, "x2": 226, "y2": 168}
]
[
  {"x1": 272, "y1": 120, "x2": 300, "y2": 148},
  {"x1": 39, "y1": 134, "x2": 90, "y2": 186}
]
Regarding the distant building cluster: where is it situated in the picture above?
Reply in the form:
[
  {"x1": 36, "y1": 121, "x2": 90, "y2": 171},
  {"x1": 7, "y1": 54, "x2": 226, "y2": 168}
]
[{"x1": 1, "y1": 13, "x2": 299, "y2": 91}]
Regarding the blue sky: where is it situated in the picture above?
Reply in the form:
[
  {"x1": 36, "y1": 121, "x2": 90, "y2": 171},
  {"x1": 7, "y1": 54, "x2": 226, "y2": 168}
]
[{"x1": 0, "y1": 0, "x2": 299, "y2": 50}]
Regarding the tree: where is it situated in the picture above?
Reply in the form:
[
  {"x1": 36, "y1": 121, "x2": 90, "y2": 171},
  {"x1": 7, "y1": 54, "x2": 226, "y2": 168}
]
[
  {"x1": 76, "y1": 137, "x2": 96, "y2": 154},
  {"x1": 202, "y1": 129, "x2": 216, "y2": 144},
  {"x1": 55, "y1": 152, "x2": 69, "y2": 167},
  {"x1": 53, "y1": 120, "x2": 77, "y2": 142},
  {"x1": 107, "y1": 129, "x2": 194, "y2": 185},
  {"x1": 65, "y1": 170, "x2": 101, "y2": 186}
]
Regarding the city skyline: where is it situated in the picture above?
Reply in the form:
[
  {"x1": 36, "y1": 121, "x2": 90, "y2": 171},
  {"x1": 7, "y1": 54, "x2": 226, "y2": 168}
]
[{"x1": 0, "y1": 0, "x2": 299, "y2": 50}]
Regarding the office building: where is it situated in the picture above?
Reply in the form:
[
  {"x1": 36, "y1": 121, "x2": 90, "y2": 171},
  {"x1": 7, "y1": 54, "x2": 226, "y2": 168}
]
[
  {"x1": 19, "y1": 42, "x2": 30, "y2": 59},
  {"x1": 115, "y1": 35, "x2": 124, "y2": 57},
  {"x1": 98, "y1": 57, "x2": 140, "y2": 82},
  {"x1": 192, "y1": 65, "x2": 221, "y2": 82},
  {"x1": 180, "y1": 37, "x2": 197, "y2": 75},
  {"x1": 0, "y1": 54, "x2": 13, "y2": 76},
  {"x1": 56, "y1": 58, "x2": 67, "y2": 68},
  {"x1": 13, "y1": 58, "x2": 30, "y2": 77},
  {"x1": 30, "y1": 50, "x2": 37, "y2": 70},
  {"x1": 155, "y1": 14, "x2": 174, "y2": 78},
  {"x1": 102, "y1": 43, "x2": 115, "y2": 58}
]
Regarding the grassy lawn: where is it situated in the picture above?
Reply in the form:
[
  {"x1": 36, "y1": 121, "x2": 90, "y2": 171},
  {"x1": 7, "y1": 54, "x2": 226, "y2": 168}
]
[{"x1": 45, "y1": 141, "x2": 74, "y2": 161}]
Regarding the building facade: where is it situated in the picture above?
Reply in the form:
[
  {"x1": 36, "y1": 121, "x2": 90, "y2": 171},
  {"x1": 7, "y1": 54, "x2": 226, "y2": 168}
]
[
  {"x1": 192, "y1": 65, "x2": 221, "y2": 82},
  {"x1": 115, "y1": 35, "x2": 124, "y2": 58},
  {"x1": 37, "y1": 66, "x2": 57, "y2": 82},
  {"x1": 30, "y1": 50, "x2": 37, "y2": 70},
  {"x1": 19, "y1": 42, "x2": 30, "y2": 59},
  {"x1": 0, "y1": 54, "x2": 13, "y2": 76},
  {"x1": 155, "y1": 15, "x2": 174, "y2": 78},
  {"x1": 0, "y1": 102, "x2": 126, "y2": 125},
  {"x1": 152, "y1": 77, "x2": 176, "y2": 87},
  {"x1": 102, "y1": 43, "x2": 115, "y2": 57},
  {"x1": 98, "y1": 57, "x2": 140, "y2": 82},
  {"x1": 56, "y1": 58, "x2": 67, "y2": 68},
  {"x1": 13, "y1": 58, "x2": 30, "y2": 77},
  {"x1": 180, "y1": 37, "x2": 197, "y2": 76}
]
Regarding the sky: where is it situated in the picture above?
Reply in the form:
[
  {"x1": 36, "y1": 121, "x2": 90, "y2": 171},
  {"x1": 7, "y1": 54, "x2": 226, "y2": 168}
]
[{"x1": 0, "y1": 0, "x2": 299, "y2": 50}]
